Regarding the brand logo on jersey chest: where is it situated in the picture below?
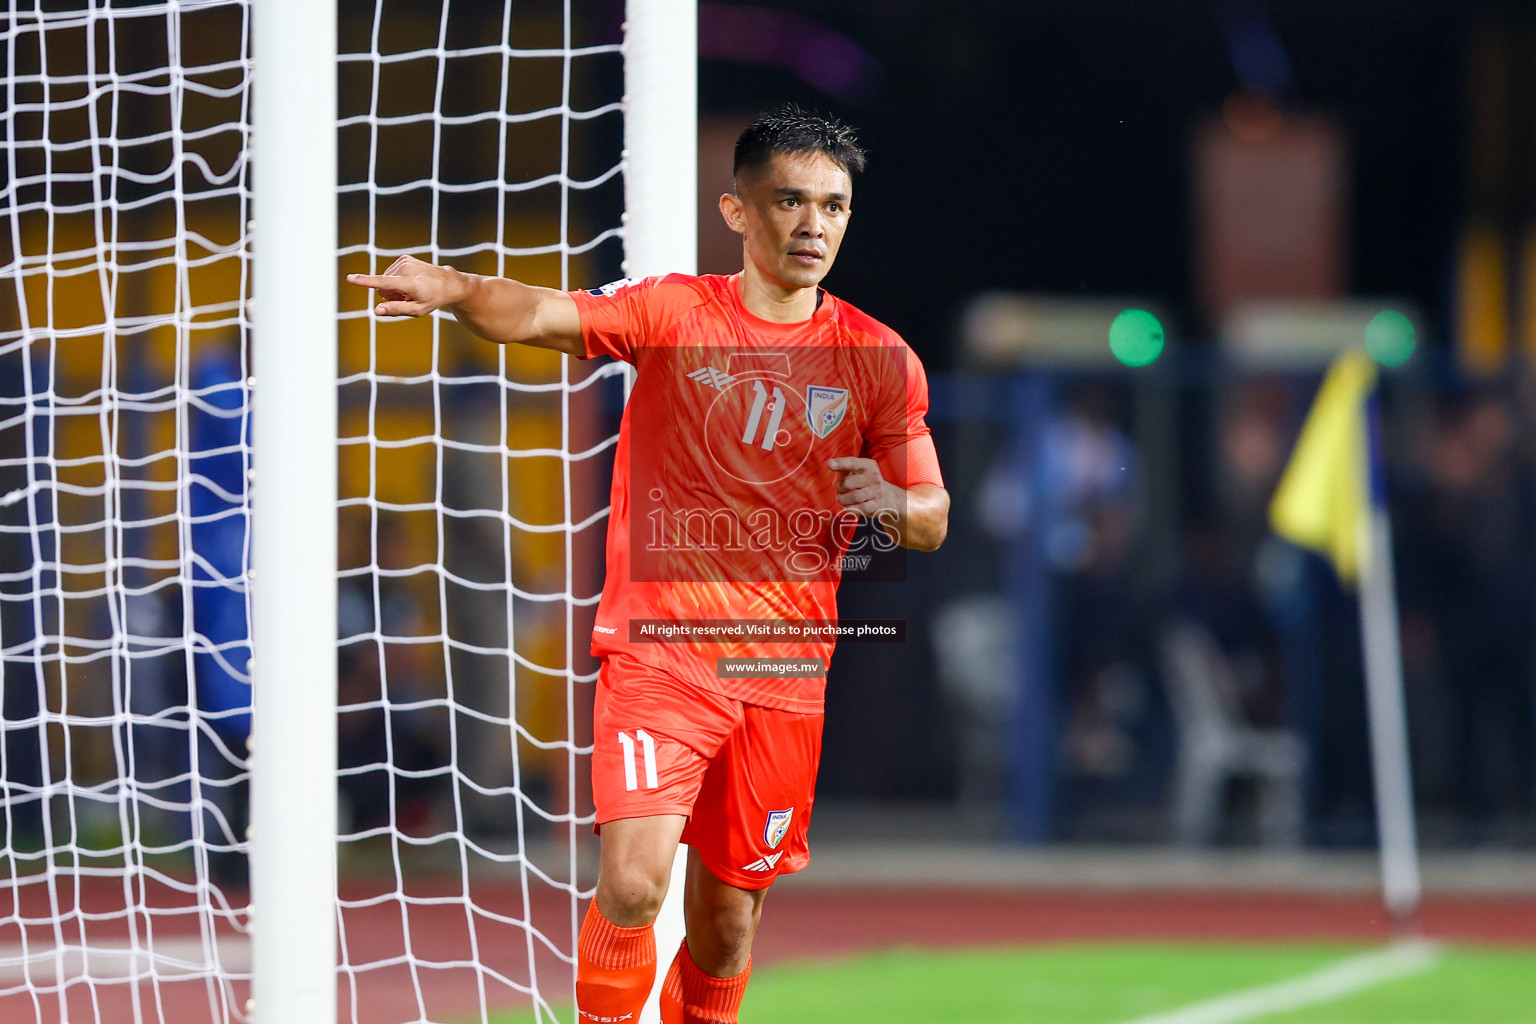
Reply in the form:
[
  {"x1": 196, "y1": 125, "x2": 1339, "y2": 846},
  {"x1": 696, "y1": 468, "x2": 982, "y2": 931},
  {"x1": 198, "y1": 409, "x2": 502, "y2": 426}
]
[
  {"x1": 686, "y1": 365, "x2": 737, "y2": 390},
  {"x1": 805, "y1": 386, "x2": 848, "y2": 438}
]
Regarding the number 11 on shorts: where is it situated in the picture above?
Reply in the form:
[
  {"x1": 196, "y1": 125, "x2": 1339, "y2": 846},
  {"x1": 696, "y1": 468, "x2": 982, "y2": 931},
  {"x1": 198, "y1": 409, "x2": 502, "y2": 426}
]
[{"x1": 617, "y1": 729, "x2": 659, "y2": 791}]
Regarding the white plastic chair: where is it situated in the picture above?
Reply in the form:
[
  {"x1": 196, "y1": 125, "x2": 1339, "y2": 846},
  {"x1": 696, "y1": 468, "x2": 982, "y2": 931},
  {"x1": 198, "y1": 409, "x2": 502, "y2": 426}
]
[
  {"x1": 1159, "y1": 617, "x2": 1308, "y2": 846},
  {"x1": 932, "y1": 595, "x2": 1019, "y2": 810}
]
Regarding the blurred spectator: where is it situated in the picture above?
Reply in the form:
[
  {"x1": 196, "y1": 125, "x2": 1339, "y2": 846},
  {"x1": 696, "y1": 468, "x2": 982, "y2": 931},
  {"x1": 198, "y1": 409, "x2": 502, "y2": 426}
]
[
  {"x1": 1155, "y1": 378, "x2": 1300, "y2": 844},
  {"x1": 1396, "y1": 388, "x2": 1534, "y2": 839},
  {"x1": 1215, "y1": 379, "x2": 1290, "y2": 537},
  {"x1": 337, "y1": 519, "x2": 451, "y2": 836},
  {"x1": 1042, "y1": 385, "x2": 1146, "y2": 786},
  {"x1": 1183, "y1": 378, "x2": 1294, "y2": 731},
  {"x1": 1174, "y1": 519, "x2": 1284, "y2": 730},
  {"x1": 1034, "y1": 384, "x2": 1139, "y2": 579},
  {"x1": 976, "y1": 384, "x2": 1151, "y2": 802}
]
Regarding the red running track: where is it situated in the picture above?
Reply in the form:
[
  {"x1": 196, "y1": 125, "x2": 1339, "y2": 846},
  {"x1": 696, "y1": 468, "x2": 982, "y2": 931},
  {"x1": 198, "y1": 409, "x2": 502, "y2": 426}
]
[{"x1": 3, "y1": 877, "x2": 1532, "y2": 1023}]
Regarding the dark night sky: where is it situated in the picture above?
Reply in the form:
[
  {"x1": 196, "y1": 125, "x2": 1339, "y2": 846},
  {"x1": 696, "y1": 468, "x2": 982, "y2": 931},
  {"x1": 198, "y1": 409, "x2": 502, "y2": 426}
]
[{"x1": 699, "y1": 0, "x2": 1471, "y2": 369}]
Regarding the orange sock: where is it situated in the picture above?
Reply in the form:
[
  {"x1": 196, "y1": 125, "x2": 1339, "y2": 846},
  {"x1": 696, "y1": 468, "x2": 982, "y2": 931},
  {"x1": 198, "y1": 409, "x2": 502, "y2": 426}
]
[
  {"x1": 576, "y1": 901, "x2": 656, "y2": 1024},
  {"x1": 659, "y1": 939, "x2": 751, "y2": 1024}
]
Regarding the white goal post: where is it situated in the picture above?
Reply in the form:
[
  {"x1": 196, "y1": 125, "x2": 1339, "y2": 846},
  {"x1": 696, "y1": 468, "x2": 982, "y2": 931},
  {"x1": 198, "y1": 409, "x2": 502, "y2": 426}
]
[
  {"x1": 249, "y1": 0, "x2": 339, "y2": 1021},
  {"x1": 618, "y1": 2, "x2": 696, "y2": 1021}
]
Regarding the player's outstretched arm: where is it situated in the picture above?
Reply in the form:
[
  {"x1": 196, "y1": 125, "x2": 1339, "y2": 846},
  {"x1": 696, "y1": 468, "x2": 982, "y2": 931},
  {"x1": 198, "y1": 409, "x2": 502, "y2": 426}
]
[
  {"x1": 827, "y1": 457, "x2": 950, "y2": 552},
  {"x1": 346, "y1": 255, "x2": 584, "y2": 356}
]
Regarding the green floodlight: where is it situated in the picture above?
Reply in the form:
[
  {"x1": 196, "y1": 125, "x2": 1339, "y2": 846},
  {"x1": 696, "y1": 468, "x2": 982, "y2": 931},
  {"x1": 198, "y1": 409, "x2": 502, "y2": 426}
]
[
  {"x1": 1108, "y1": 308, "x2": 1165, "y2": 367},
  {"x1": 1364, "y1": 309, "x2": 1416, "y2": 367}
]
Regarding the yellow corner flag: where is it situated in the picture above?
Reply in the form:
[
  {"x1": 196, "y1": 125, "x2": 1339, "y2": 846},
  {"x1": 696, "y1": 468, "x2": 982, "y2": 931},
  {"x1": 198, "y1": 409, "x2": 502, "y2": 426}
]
[{"x1": 1269, "y1": 348, "x2": 1379, "y2": 585}]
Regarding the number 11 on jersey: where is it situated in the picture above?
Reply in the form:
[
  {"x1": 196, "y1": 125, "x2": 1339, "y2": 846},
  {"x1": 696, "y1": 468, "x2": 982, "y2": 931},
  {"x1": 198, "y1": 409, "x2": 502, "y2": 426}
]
[{"x1": 741, "y1": 381, "x2": 786, "y2": 452}]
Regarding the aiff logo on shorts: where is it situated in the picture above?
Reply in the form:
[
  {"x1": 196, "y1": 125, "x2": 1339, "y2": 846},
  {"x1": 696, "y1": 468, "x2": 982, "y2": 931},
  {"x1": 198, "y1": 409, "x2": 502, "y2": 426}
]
[{"x1": 764, "y1": 808, "x2": 793, "y2": 848}]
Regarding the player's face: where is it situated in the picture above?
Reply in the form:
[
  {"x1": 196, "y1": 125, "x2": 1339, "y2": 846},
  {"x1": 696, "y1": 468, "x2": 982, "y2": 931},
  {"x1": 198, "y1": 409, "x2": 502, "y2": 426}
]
[{"x1": 725, "y1": 151, "x2": 852, "y2": 294}]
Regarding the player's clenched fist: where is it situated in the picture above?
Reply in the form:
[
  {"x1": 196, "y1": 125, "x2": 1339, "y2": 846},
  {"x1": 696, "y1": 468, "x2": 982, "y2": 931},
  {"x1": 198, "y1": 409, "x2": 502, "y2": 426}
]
[
  {"x1": 347, "y1": 255, "x2": 467, "y2": 319},
  {"x1": 827, "y1": 456, "x2": 901, "y2": 521}
]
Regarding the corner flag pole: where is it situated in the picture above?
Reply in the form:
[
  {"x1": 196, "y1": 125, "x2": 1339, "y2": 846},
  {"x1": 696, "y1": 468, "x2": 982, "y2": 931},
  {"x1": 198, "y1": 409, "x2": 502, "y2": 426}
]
[
  {"x1": 1271, "y1": 351, "x2": 1421, "y2": 925},
  {"x1": 1357, "y1": 403, "x2": 1421, "y2": 923},
  {"x1": 623, "y1": 2, "x2": 696, "y2": 1019}
]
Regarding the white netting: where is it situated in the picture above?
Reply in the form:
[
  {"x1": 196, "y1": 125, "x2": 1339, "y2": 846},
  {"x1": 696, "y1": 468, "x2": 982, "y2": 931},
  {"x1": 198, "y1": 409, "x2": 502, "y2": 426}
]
[
  {"x1": 0, "y1": 2, "x2": 254, "y2": 1022},
  {"x1": 1, "y1": 0, "x2": 625, "y2": 1021},
  {"x1": 333, "y1": 1, "x2": 623, "y2": 1021}
]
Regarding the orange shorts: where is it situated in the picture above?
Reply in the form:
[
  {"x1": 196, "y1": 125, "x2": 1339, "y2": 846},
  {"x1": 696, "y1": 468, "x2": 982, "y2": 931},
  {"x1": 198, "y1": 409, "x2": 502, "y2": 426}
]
[{"x1": 591, "y1": 654, "x2": 823, "y2": 890}]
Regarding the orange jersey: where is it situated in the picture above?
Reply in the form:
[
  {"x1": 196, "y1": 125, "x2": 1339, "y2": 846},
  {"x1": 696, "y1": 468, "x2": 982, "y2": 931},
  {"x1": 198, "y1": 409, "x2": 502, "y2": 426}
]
[{"x1": 572, "y1": 273, "x2": 943, "y2": 712}]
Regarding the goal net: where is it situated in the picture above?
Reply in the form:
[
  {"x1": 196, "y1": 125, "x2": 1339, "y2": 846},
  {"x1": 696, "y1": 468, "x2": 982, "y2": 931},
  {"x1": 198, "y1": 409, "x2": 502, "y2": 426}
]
[
  {"x1": 1, "y1": 3, "x2": 256, "y2": 1021},
  {"x1": 0, "y1": 0, "x2": 662, "y2": 1020},
  {"x1": 332, "y1": 0, "x2": 624, "y2": 1021}
]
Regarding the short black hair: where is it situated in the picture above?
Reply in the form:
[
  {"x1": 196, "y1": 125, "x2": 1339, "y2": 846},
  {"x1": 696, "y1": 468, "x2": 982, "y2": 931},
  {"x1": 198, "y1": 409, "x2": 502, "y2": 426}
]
[{"x1": 733, "y1": 104, "x2": 867, "y2": 187}]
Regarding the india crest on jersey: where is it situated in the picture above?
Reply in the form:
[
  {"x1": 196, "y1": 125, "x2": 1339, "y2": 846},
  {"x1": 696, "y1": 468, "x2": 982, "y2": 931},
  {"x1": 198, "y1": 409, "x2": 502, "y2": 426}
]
[
  {"x1": 764, "y1": 808, "x2": 793, "y2": 849},
  {"x1": 805, "y1": 385, "x2": 849, "y2": 438}
]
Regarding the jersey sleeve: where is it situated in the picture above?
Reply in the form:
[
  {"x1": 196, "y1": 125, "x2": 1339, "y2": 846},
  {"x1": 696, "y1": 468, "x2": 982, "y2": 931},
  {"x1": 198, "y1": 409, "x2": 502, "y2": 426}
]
[
  {"x1": 569, "y1": 273, "x2": 705, "y2": 363},
  {"x1": 863, "y1": 343, "x2": 944, "y2": 490},
  {"x1": 567, "y1": 276, "x2": 658, "y2": 363}
]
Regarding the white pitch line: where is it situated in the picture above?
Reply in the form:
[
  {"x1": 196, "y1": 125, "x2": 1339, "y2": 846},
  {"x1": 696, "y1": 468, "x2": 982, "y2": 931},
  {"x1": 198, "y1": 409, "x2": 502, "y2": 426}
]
[{"x1": 1113, "y1": 940, "x2": 1441, "y2": 1024}]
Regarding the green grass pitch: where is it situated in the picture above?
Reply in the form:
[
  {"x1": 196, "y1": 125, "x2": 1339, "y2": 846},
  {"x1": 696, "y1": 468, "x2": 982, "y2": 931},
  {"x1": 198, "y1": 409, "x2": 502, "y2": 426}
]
[{"x1": 484, "y1": 943, "x2": 1536, "y2": 1024}]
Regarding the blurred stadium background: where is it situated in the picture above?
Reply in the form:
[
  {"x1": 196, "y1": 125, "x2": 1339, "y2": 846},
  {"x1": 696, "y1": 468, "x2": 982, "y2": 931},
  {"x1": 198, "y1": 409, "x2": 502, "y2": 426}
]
[
  {"x1": 4, "y1": 0, "x2": 1536, "y2": 1022},
  {"x1": 691, "y1": 0, "x2": 1536, "y2": 855}
]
